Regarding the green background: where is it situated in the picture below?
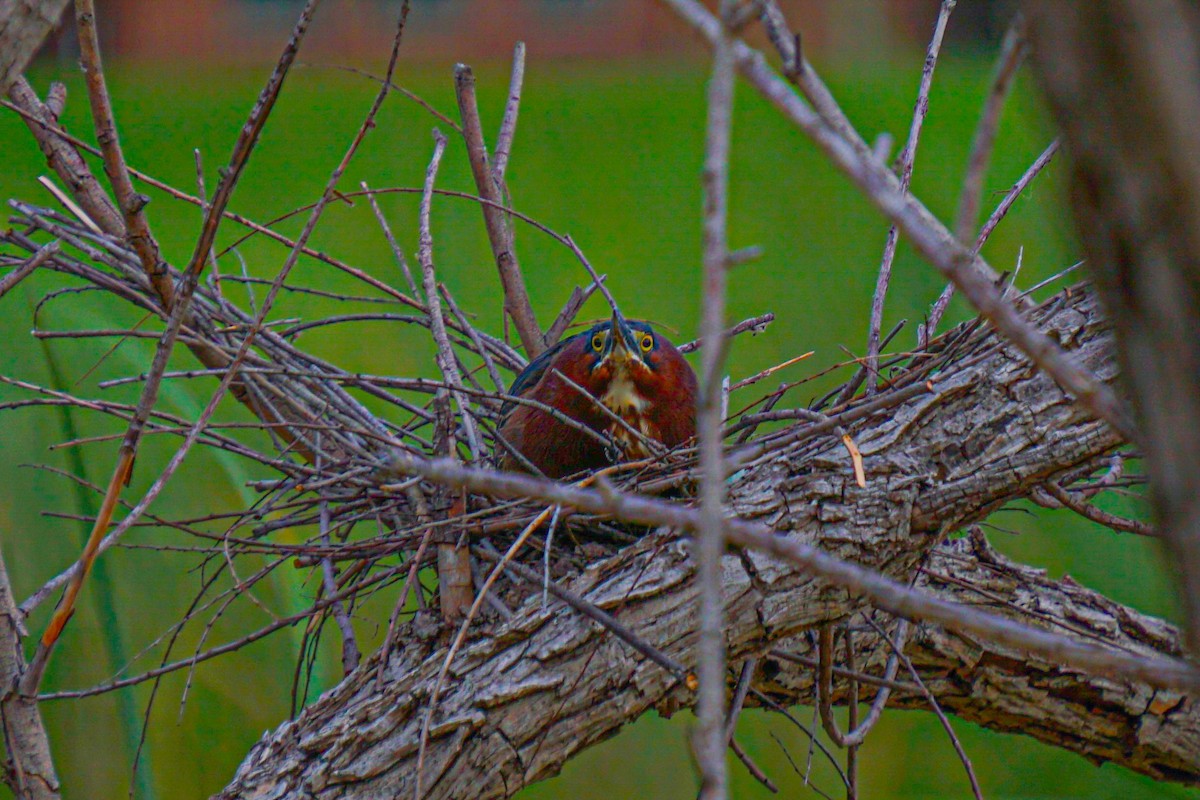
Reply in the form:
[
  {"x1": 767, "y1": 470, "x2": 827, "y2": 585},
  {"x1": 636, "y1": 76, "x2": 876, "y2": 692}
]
[{"x1": 0, "y1": 29, "x2": 1183, "y2": 800}]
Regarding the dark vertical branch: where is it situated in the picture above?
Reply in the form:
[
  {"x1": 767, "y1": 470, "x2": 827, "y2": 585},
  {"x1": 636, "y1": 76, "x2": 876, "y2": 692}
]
[{"x1": 1026, "y1": 0, "x2": 1200, "y2": 647}]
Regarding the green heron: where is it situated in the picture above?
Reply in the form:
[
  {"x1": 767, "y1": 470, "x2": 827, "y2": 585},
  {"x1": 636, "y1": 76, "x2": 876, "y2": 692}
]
[{"x1": 497, "y1": 312, "x2": 698, "y2": 478}]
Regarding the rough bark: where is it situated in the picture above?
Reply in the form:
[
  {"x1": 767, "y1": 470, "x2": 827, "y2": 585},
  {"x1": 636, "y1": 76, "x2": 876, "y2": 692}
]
[
  {"x1": 766, "y1": 532, "x2": 1198, "y2": 785},
  {"x1": 0, "y1": 0, "x2": 68, "y2": 96},
  {"x1": 215, "y1": 288, "x2": 1163, "y2": 799},
  {"x1": 1026, "y1": 0, "x2": 1200, "y2": 648}
]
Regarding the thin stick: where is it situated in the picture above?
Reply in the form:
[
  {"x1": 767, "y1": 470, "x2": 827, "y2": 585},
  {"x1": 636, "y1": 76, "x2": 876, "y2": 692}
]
[
  {"x1": 418, "y1": 129, "x2": 482, "y2": 464},
  {"x1": 543, "y1": 277, "x2": 602, "y2": 347},
  {"x1": 1033, "y1": 482, "x2": 1154, "y2": 536},
  {"x1": 953, "y1": 13, "x2": 1028, "y2": 245},
  {"x1": 37, "y1": 175, "x2": 100, "y2": 235},
  {"x1": 865, "y1": 0, "x2": 955, "y2": 395},
  {"x1": 866, "y1": 616, "x2": 984, "y2": 800},
  {"x1": 730, "y1": 739, "x2": 779, "y2": 794},
  {"x1": 679, "y1": 312, "x2": 774, "y2": 354},
  {"x1": 924, "y1": 139, "x2": 1060, "y2": 342},
  {"x1": 695, "y1": 4, "x2": 737, "y2": 795},
  {"x1": 362, "y1": 180, "x2": 419, "y2": 297},
  {"x1": 453, "y1": 63, "x2": 543, "y2": 357},
  {"x1": 492, "y1": 41, "x2": 525, "y2": 186},
  {"x1": 318, "y1": 496, "x2": 360, "y2": 675},
  {"x1": 0, "y1": 240, "x2": 59, "y2": 300}
]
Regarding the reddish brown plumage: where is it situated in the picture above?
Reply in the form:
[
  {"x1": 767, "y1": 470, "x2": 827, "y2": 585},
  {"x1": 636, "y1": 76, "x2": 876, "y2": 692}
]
[{"x1": 497, "y1": 317, "x2": 697, "y2": 478}]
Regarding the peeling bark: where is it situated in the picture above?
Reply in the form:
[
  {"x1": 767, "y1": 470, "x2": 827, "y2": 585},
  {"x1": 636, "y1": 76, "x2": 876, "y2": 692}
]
[{"x1": 213, "y1": 288, "x2": 1179, "y2": 799}]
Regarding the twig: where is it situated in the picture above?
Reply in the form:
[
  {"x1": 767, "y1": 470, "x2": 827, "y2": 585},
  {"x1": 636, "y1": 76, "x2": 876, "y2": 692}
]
[
  {"x1": 1032, "y1": 482, "x2": 1155, "y2": 536},
  {"x1": 728, "y1": 351, "x2": 812, "y2": 392},
  {"x1": 318, "y1": 497, "x2": 360, "y2": 675},
  {"x1": 953, "y1": 13, "x2": 1028, "y2": 245},
  {"x1": 924, "y1": 139, "x2": 1060, "y2": 342},
  {"x1": 418, "y1": 129, "x2": 482, "y2": 464},
  {"x1": 543, "y1": 277, "x2": 602, "y2": 348},
  {"x1": 866, "y1": 616, "x2": 984, "y2": 800},
  {"x1": 492, "y1": 41, "x2": 525, "y2": 186},
  {"x1": 678, "y1": 312, "x2": 774, "y2": 354},
  {"x1": 865, "y1": 0, "x2": 955, "y2": 395},
  {"x1": 453, "y1": 62, "x2": 543, "y2": 357},
  {"x1": 74, "y1": 0, "x2": 174, "y2": 308},
  {"x1": 386, "y1": 454, "x2": 1200, "y2": 692},
  {"x1": 362, "y1": 180, "x2": 419, "y2": 297},
  {"x1": 417, "y1": 128, "x2": 479, "y2": 622},
  {"x1": 0, "y1": 240, "x2": 59, "y2": 299},
  {"x1": 814, "y1": 619, "x2": 909, "y2": 748},
  {"x1": 723, "y1": 657, "x2": 756, "y2": 744}
]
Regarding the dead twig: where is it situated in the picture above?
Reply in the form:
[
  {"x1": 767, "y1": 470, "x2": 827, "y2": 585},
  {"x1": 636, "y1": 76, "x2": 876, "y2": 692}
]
[{"x1": 865, "y1": 0, "x2": 955, "y2": 395}]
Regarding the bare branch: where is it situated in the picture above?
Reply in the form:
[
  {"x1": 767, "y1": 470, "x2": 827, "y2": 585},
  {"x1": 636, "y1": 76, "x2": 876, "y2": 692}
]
[
  {"x1": 74, "y1": 0, "x2": 173, "y2": 307},
  {"x1": 492, "y1": 41, "x2": 525, "y2": 186},
  {"x1": 453, "y1": 63, "x2": 543, "y2": 357},
  {"x1": 865, "y1": 0, "x2": 955, "y2": 395}
]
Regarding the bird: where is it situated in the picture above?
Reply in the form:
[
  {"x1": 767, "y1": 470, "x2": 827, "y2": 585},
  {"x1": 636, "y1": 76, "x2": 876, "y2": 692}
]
[{"x1": 497, "y1": 311, "x2": 698, "y2": 478}]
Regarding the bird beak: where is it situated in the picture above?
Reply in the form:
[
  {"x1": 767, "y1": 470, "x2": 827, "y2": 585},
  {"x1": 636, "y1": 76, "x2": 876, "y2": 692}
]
[{"x1": 606, "y1": 310, "x2": 642, "y2": 367}]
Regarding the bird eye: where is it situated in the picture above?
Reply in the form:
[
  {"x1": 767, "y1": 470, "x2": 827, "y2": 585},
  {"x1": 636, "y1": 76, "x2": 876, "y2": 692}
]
[
  {"x1": 591, "y1": 333, "x2": 605, "y2": 352},
  {"x1": 640, "y1": 334, "x2": 654, "y2": 352}
]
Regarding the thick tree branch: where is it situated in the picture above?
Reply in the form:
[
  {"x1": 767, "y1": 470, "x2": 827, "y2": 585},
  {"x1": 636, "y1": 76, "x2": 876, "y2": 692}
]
[{"x1": 215, "y1": 288, "x2": 1166, "y2": 799}]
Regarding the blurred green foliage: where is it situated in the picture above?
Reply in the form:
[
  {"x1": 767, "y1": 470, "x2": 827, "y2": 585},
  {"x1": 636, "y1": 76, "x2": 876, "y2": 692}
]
[{"x1": 0, "y1": 48, "x2": 1186, "y2": 800}]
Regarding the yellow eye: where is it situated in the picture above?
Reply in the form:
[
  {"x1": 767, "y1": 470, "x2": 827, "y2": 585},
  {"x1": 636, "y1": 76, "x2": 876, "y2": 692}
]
[
  {"x1": 591, "y1": 333, "x2": 605, "y2": 352},
  {"x1": 640, "y1": 334, "x2": 654, "y2": 352}
]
